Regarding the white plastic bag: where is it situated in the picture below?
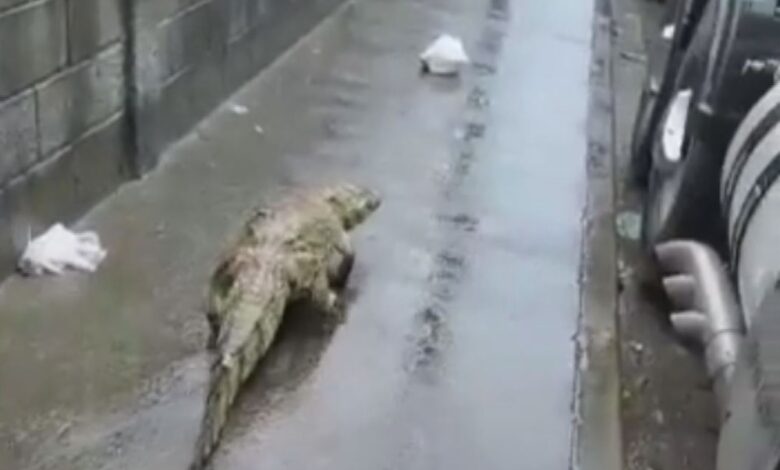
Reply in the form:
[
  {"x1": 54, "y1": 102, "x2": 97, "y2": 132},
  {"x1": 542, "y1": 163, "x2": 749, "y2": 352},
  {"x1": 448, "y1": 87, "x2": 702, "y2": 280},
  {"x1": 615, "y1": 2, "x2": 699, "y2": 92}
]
[
  {"x1": 18, "y1": 224, "x2": 107, "y2": 276},
  {"x1": 420, "y1": 34, "x2": 470, "y2": 76}
]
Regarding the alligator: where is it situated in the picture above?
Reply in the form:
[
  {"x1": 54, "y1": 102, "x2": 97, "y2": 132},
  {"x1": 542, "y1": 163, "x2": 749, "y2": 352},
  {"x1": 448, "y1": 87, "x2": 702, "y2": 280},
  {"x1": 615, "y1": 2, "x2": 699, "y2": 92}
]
[{"x1": 191, "y1": 183, "x2": 380, "y2": 469}]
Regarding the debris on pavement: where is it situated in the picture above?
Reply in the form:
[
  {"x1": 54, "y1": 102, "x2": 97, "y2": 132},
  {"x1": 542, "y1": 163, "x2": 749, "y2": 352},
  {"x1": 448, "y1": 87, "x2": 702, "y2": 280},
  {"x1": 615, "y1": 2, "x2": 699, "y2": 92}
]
[
  {"x1": 629, "y1": 340, "x2": 645, "y2": 355},
  {"x1": 634, "y1": 375, "x2": 650, "y2": 392},
  {"x1": 229, "y1": 103, "x2": 249, "y2": 115},
  {"x1": 653, "y1": 409, "x2": 665, "y2": 425},
  {"x1": 420, "y1": 34, "x2": 470, "y2": 76},
  {"x1": 18, "y1": 224, "x2": 107, "y2": 276},
  {"x1": 619, "y1": 50, "x2": 647, "y2": 64},
  {"x1": 618, "y1": 258, "x2": 634, "y2": 285},
  {"x1": 616, "y1": 210, "x2": 642, "y2": 241},
  {"x1": 254, "y1": 124, "x2": 264, "y2": 135}
]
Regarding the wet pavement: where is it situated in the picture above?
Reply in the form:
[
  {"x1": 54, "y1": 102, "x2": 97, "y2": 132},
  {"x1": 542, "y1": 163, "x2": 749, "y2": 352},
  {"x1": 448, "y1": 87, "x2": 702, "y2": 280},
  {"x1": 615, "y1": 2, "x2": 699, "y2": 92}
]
[{"x1": 0, "y1": 0, "x2": 594, "y2": 468}]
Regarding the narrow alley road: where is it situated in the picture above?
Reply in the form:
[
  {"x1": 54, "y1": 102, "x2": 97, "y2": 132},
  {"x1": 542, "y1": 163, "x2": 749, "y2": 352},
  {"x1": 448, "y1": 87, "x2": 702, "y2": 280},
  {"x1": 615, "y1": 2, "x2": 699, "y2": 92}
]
[
  {"x1": 208, "y1": 0, "x2": 593, "y2": 467},
  {"x1": 0, "y1": 0, "x2": 595, "y2": 468}
]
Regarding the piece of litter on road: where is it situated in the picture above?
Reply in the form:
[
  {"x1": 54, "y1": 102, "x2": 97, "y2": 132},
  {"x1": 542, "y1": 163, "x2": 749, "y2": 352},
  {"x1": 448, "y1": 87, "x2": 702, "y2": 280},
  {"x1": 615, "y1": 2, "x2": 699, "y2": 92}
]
[
  {"x1": 634, "y1": 375, "x2": 650, "y2": 391},
  {"x1": 629, "y1": 341, "x2": 645, "y2": 354},
  {"x1": 56, "y1": 422, "x2": 72, "y2": 440},
  {"x1": 254, "y1": 124, "x2": 264, "y2": 135},
  {"x1": 618, "y1": 258, "x2": 634, "y2": 282},
  {"x1": 229, "y1": 103, "x2": 249, "y2": 115},
  {"x1": 18, "y1": 223, "x2": 107, "y2": 276},
  {"x1": 619, "y1": 50, "x2": 646, "y2": 64},
  {"x1": 652, "y1": 409, "x2": 665, "y2": 425},
  {"x1": 616, "y1": 210, "x2": 642, "y2": 241},
  {"x1": 662, "y1": 24, "x2": 675, "y2": 41},
  {"x1": 420, "y1": 34, "x2": 470, "y2": 76},
  {"x1": 154, "y1": 223, "x2": 166, "y2": 238}
]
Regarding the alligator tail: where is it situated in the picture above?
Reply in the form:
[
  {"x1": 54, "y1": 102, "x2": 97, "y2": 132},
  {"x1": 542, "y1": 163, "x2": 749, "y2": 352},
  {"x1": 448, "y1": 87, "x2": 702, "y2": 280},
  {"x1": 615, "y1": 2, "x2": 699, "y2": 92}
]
[{"x1": 191, "y1": 355, "x2": 242, "y2": 469}]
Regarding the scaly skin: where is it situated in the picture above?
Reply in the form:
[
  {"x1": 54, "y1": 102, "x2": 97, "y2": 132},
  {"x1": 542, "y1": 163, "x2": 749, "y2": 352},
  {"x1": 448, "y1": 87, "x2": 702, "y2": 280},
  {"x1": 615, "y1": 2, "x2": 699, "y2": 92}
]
[{"x1": 192, "y1": 184, "x2": 380, "y2": 469}]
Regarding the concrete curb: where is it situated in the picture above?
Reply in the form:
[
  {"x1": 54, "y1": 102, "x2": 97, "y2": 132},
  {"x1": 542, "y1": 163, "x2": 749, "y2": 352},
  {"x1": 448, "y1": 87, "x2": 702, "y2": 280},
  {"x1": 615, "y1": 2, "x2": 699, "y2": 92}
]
[{"x1": 571, "y1": 0, "x2": 623, "y2": 468}]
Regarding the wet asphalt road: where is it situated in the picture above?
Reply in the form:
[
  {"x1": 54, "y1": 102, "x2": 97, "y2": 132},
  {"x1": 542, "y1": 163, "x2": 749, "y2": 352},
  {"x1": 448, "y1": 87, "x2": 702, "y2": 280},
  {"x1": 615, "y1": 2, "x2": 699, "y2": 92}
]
[
  {"x1": 210, "y1": 0, "x2": 592, "y2": 467},
  {"x1": 0, "y1": 0, "x2": 593, "y2": 468}
]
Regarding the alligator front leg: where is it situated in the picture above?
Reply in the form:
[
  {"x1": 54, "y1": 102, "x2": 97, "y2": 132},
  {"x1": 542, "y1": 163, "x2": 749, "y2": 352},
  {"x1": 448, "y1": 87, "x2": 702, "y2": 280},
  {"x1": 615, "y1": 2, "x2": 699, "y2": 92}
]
[
  {"x1": 206, "y1": 309, "x2": 220, "y2": 350},
  {"x1": 327, "y1": 232, "x2": 354, "y2": 289},
  {"x1": 312, "y1": 272, "x2": 346, "y2": 327}
]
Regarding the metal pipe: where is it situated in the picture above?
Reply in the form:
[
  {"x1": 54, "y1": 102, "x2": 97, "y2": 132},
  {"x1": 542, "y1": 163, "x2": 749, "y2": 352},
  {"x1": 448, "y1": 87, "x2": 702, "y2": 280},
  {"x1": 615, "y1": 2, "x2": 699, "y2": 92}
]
[
  {"x1": 670, "y1": 310, "x2": 708, "y2": 342},
  {"x1": 656, "y1": 240, "x2": 745, "y2": 418},
  {"x1": 664, "y1": 274, "x2": 697, "y2": 310}
]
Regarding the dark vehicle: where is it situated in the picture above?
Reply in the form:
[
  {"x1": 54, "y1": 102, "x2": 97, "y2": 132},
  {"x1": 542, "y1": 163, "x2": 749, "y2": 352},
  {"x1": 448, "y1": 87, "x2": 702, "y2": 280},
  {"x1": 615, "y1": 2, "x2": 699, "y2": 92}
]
[
  {"x1": 631, "y1": 0, "x2": 780, "y2": 250},
  {"x1": 633, "y1": 2, "x2": 780, "y2": 468}
]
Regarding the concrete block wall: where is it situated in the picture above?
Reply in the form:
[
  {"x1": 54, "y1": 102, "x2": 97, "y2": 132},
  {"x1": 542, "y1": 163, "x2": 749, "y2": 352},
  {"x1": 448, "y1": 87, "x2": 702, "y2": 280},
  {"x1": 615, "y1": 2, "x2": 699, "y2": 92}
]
[
  {"x1": 0, "y1": 0, "x2": 345, "y2": 276},
  {"x1": 130, "y1": 0, "x2": 344, "y2": 172},
  {"x1": 0, "y1": 0, "x2": 131, "y2": 276}
]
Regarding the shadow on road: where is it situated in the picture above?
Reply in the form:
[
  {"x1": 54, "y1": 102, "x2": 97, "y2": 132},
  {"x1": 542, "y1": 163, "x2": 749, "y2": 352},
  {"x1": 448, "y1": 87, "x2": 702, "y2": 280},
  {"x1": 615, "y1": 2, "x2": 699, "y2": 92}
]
[{"x1": 217, "y1": 298, "x2": 341, "y2": 444}]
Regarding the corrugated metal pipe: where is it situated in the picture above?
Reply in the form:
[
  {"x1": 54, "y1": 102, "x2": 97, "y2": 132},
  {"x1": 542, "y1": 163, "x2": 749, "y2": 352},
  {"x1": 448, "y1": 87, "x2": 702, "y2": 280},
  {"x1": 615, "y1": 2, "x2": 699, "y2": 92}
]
[{"x1": 655, "y1": 240, "x2": 745, "y2": 419}]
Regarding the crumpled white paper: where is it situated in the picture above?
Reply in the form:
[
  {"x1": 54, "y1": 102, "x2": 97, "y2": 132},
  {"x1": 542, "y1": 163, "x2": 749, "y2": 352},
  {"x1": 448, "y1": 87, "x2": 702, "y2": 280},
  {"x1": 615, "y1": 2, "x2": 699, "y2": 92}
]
[
  {"x1": 18, "y1": 224, "x2": 107, "y2": 276},
  {"x1": 420, "y1": 34, "x2": 470, "y2": 76}
]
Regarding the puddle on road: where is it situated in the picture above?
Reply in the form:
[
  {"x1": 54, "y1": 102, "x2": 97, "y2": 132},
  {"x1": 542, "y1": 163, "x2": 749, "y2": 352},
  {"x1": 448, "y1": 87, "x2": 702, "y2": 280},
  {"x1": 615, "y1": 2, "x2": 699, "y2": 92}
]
[
  {"x1": 405, "y1": 247, "x2": 467, "y2": 380},
  {"x1": 404, "y1": 74, "x2": 492, "y2": 384},
  {"x1": 456, "y1": 122, "x2": 486, "y2": 142},
  {"x1": 409, "y1": 304, "x2": 447, "y2": 373},
  {"x1": 405, "y1": 123, "x2": 479, "y2": 380},
  {"x1": 467, "y1": 86, "x2": 490, "y2": 110},
  {"x1": 473, "y1": 61, "x2": 497, "y2": 76},
  {"x1": 488, "y1": 0, "x2": 510, "y2": 20},
  {"x1": 437, "y1": 213, "x2": 480, "y2": 233},
  {"x1": 403, "y1": 3, "x2": 509, "y2": 382}
]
